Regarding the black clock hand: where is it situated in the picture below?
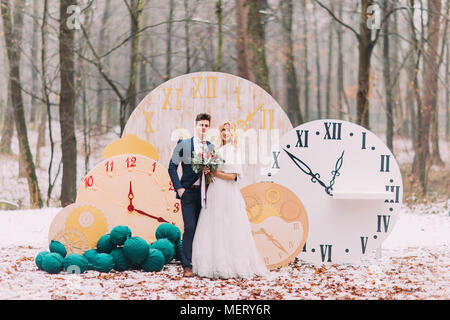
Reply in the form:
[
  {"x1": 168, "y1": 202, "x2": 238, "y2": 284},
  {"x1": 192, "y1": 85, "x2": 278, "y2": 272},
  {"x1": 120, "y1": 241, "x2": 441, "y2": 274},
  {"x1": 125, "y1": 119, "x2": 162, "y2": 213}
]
[
  {"x1": 327, "y1": 150, "x2": 345, "y2": 195},
  {"x1": 283, "y1": 149, "x2": 331, "y2": 196}
]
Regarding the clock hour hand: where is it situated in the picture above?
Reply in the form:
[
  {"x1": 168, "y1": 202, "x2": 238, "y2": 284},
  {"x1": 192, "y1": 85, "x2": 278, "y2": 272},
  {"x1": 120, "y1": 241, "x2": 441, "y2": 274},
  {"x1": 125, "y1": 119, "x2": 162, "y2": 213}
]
[
  {"x1": 128, "y1": 181, "x2": 135, "y2": 212},
  {"x1": 327, "y1": 151, "x2": 344, "y2": 194},
  {"x1": 283, "y1": 149, "x2": 331, "y2": 196},
  {"x1": 236, "y1": 102, "x2": 264, "y2": 132}
]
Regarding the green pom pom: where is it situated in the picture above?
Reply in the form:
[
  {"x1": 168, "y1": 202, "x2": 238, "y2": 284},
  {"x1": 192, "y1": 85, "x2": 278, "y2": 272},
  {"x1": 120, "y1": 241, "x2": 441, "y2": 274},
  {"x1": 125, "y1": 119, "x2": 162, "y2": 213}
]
[
  {"x1": 97, "y1": 234, "x2": 115, "y2": 253},
  {"x1": 110, "y1": 225, "x2": 132, "y2": 246},
  {"x1": 141, "y1": 249, "x2": 165, "y2": 272},
  {"x1": 49, "y1": 240, "x2": 67, "y2": 258},
  {"x1": 91, "y1": 253, "x2": 115, "y2": 273},
  {"x1": 83, "y1": 249, "x2": 98, "y2": 265},
  {"x1": 63, "y1": 254, "x2": 90, "y2": 274},
  {"x1": 110, "y1": 247, "x2": 131, "y2": 271},
  {"x1": 123, "y1": 236, "x2": 149, "y2": 264},
  {"x1": 149, "y1": 238, "x2": 174, "y2": 264},
  {"x1": 42, "y1": 252, "x2": 63, "y2": 274},
  {"x1": 155, "y1": 223, "x2": 181, "y2": 244},
  {"x1": 35, "y1": 251, "x2": 49, "y2": 270},
  {"x1": 174, "y1": 240, "x2": 183, "y2": 262}
]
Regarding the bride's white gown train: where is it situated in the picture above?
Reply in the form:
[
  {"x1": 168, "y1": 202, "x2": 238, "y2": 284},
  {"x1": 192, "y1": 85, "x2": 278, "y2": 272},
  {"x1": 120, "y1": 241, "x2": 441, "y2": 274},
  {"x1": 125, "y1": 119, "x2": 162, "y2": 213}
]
[{"x1": 192, "y1": 144, "x2": 269, "y2": 279}]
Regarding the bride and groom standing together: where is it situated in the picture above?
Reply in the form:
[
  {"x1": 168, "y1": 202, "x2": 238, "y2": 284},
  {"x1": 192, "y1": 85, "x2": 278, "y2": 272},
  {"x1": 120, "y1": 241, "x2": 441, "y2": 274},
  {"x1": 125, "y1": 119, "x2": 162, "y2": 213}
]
[{"x1": 168, "y1": 113, "x2": 269, "y2": 279}]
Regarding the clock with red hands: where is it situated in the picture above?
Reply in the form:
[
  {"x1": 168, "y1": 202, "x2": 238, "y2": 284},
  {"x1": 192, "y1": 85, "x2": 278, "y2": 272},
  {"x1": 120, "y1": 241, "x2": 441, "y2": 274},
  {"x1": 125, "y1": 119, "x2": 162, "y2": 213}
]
[
  {"x1": 127, "y1": 181, "x2": 173, "y2": 224},
  {"x1": 76, "y1": 154, "x2": 182, "y2": 243}
]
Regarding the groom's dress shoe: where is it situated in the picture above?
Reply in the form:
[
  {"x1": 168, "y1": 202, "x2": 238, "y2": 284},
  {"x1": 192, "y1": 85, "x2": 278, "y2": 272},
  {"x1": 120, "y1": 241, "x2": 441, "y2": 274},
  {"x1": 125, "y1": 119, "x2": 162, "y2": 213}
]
[{"x1": 183, "y1": 267, "x2": 194, "y2": 277}]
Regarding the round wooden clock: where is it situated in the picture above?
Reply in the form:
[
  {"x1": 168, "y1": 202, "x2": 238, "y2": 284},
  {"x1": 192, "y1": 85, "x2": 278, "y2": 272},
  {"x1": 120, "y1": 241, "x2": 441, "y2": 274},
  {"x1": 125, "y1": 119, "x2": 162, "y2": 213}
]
[
  {"x1": 122, "y1": 71, "x2": 293, "y2": 187},
  {"x1": 271, "y1": 119, "x2": 403, "y2": 265},
  {"x1": 75, "y1": 154, "x2": 183, "y2": 243},
  {"x1": 48, "y1": 203, "x2": 114, "y2": 254},
  {"x1": 240, "y1": 182, "x2": 308, "y2": 269}
]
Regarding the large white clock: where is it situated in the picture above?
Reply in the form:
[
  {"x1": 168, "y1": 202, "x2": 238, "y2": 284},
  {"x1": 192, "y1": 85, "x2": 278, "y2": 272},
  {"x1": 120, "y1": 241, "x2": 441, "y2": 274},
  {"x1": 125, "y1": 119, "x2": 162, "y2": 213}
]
[{"x1": 272, "y1": 119, "x2": 403, "y2": 265}]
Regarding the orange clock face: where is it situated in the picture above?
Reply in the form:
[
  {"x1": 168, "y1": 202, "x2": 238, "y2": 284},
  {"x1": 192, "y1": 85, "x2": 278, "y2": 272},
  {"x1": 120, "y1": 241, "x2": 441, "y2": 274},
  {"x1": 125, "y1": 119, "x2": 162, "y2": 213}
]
[
  {"x1": 241, "y1": 182, "x2": 308, "y2": 269},
  {"x1": 76, "y1": 154, "x2": 182, "y2": 243}
]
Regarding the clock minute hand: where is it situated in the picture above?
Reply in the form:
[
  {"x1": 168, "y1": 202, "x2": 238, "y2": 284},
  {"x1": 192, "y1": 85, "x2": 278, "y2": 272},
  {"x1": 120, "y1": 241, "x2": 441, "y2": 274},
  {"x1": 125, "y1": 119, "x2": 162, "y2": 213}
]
[
  {"x1": 253, "y1": 228, "x2": 288, "y2": 254},
  {"x1": 134, "y1": 208, "x2": 171, "y2": 224},
  {"x1": 283, "y1": 149, "x2": 331, "y2": 196}
]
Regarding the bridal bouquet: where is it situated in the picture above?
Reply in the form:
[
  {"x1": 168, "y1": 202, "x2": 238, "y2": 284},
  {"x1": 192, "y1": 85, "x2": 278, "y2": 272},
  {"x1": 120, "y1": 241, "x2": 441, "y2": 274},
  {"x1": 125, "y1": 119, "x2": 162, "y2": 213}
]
[{"x1": 192, "y1": 147, "x2": 225, "y2": 184}]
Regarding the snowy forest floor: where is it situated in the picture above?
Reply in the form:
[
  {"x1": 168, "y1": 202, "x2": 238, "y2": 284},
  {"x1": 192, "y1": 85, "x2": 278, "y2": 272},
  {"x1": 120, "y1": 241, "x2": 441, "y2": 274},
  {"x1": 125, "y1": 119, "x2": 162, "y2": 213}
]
[{"x1": 0, "y1": 125, "x2": 449, "y2": 300}]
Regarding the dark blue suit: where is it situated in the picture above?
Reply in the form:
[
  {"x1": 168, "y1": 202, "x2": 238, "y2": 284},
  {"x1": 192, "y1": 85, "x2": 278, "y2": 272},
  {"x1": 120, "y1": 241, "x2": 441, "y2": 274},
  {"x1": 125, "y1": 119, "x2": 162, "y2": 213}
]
[{"x1": 168, "y1": 137, "x2": 214, "y2": 269}]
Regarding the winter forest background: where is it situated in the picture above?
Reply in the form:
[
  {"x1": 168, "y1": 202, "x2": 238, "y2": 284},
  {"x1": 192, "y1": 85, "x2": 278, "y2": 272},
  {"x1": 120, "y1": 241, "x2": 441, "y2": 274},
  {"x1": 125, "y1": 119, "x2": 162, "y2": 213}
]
[{"x1": 0, "y1": 0, "x2": 448, "y2": 210}]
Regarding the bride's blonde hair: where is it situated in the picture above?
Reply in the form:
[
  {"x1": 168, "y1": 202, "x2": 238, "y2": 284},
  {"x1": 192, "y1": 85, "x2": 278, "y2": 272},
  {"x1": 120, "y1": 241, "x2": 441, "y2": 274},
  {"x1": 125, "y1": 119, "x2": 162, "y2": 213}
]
[{"x1": 215, "y1": 120, "x2": 238, "y2": 149}]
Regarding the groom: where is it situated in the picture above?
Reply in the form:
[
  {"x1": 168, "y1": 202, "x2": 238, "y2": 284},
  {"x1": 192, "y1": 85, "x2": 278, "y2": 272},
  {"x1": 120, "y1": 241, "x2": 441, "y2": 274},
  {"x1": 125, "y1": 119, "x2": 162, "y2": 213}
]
[{"x1": 168, "y1": 113, "x2": 214, "y2": 277}]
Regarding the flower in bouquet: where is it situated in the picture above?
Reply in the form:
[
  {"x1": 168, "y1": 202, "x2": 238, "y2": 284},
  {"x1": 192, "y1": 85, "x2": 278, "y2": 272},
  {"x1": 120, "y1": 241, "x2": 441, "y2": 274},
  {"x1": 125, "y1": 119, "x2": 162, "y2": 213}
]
[{"x1": 192, "y1": 147, "x2": 225, "y2": 184}]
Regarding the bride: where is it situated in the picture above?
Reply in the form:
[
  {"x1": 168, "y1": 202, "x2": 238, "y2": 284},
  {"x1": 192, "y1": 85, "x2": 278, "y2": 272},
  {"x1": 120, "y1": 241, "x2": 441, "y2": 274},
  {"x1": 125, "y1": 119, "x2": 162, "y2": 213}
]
[{"x1": 192, "y1": 120, "x2": 269, "y2": 279}]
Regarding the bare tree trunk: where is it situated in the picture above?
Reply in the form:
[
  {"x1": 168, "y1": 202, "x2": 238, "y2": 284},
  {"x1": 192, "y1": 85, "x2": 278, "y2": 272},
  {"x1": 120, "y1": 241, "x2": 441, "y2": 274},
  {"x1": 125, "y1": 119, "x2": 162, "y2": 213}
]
[
  {"x1": 446, "y1": 42, "x2": 449, "y2": 139},
  {"x1": 280, "y1": 0, "x2": 304, "y2": 126},
  {"x1": 383, "y1": 0, "x2": 394, "y2": 152},
  {"x1": 325, "y1": 5, "x2": 334, "y2": 119},
  {"x1": 236, "y1": 0, "x2": 250, "y2": 79},
  {"x1": 1, "y1": 0, "x2": 43, "y2": 208},
  {"x1": 406, "y1": 0, "x2": 418, "y2": 146},
  {"x1": 216, "y1": 0, "x2": 223, "y2": 71},
  {"x1": 391, "y1": 6, "x2": 406, "y2": 137},
  {"x1": 413, "y1": 0, "x2": 442, "y2": 194},
  {"x1": 0, "y1": 81, "x2": 14, "y2": 154},
  {"x1": 95, "y1": 0, "x2": 111, "y2": 130},
  {"x1": 313, "y1": 2, "x2": 322, "y2": 119},
  {"x1": 336, "y1": 4, "x2": 345, "y2": 120},
  {"x1": 29, "y1": 0, "x2": 40, "y2": 126},
  {"x1": 165, "y1": 0, "x2": 174, "y2": 80},
  {"x1": 125, "y1": 0, "x2": 144, "y2": 122},
  {"x1": 430, "y1": 1, "x2": 448, "y2": 166},
  {"x1": 59, "y1": 0, "x2": 78, "y2": 206},
  {"x1": 356, "y1": 0, "x2": 375, "y2": 129},
  {"x1": 139, "y1": 4, "x2": 149, "y2": 102},
  {"x1": 302, "y1": 0, "x2": 310, "y2": 121},
  {"x1": 35, "y1": 104, "x2": 46, "y2": 168},
  {"x1": 184, "y1": 0, "x2": 191, "y2": 73},
  {"x1": 246, "y1": 0, "x2": 271, "y2": 94}
]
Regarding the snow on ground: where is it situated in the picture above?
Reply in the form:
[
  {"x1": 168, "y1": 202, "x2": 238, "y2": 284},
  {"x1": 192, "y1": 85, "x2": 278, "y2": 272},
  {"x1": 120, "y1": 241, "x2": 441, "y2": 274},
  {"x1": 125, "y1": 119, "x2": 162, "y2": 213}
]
[{"x1": 0, "y1": 200, "x2": 448, "y2": 300}]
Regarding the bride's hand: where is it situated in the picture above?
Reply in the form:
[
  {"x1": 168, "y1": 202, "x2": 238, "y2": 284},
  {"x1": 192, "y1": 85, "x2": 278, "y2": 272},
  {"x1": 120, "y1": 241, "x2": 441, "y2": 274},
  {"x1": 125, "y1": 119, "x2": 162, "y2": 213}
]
[{"x1": 204, "y1": 167, "x2": 211, "y2": 175}]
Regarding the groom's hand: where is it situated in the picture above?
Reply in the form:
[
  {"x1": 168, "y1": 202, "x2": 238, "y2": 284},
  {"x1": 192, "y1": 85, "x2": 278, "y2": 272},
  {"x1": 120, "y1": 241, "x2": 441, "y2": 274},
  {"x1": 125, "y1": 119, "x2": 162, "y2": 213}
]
[{"x1": 177, "y1": 188, "x2": 185, "y2": 198}]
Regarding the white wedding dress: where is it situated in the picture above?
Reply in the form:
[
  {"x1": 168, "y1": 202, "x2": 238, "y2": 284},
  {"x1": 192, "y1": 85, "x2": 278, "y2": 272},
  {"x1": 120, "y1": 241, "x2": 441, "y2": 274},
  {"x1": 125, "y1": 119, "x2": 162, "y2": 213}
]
[{"x1": 192, "y1": 144, "x2": 269, "y2": 279}]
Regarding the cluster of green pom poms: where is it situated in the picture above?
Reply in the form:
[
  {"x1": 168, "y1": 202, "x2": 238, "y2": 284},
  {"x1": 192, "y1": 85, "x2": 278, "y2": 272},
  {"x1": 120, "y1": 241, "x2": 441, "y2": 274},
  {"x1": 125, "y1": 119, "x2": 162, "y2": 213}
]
[{"x1": 35, "y1": 223, "x2": 183, "y2": 275}]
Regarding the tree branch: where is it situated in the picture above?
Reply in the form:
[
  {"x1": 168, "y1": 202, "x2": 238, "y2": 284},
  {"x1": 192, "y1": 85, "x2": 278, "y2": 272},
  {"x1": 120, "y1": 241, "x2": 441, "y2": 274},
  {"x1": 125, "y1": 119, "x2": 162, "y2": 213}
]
[{"x1": 314, "y1": 0, "x2": 361, "y2": 42}]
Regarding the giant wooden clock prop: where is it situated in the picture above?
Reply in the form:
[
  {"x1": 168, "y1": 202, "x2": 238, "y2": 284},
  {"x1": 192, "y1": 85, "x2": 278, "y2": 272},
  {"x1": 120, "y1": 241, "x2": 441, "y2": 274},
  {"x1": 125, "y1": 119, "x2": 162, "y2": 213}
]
[
  {"x1": 271, "y1": 119, "x2": 403, "y2": 265},
  {"x1": 122, "y1": 71, "x2": 293, "y2": 187},
  {"x1": 75, "y1": 154, "x2": 182, "y2": 243}
]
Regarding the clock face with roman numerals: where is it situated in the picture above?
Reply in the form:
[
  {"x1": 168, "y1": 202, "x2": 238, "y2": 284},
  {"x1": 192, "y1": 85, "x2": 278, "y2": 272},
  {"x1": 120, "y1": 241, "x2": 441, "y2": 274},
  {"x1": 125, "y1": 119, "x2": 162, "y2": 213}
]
[
  {"x1": 122, "y1": 71, "x2": 293, "y2": 188},
  {"x1": 271, "y1": 119, "x2": 403, "y2": 265}
]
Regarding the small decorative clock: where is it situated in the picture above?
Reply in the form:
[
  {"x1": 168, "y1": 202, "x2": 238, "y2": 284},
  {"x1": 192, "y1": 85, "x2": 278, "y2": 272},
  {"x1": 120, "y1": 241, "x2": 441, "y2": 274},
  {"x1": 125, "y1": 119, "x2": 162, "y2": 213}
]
[
  {"x1": 48, "y1": 203, "x2": 114, "y2": 254},
  {"x1": 122, "y1": 71, "x2": 293, "y2": 187},
  {"x1": 240, "y1": 182, "x2": 308, "y2": 269},
  {"x1": 271, "y1": 119, "x2": 403, "y2": 265},
  {"x1": 75, "y1": 154, "x2": 183, "y2": 243}
]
